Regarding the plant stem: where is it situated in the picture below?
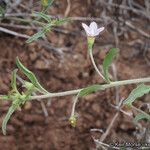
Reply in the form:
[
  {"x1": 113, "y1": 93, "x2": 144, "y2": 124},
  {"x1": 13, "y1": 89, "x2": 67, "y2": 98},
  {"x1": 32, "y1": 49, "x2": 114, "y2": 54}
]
[
  {"x1": 30, "y1": 77, "x2": 150, "y2": 100},
  {"x1": 5, "y1": 16, "x2": 45, "y2": 26},
  {"x1": 89, "y1": 49, "x2": 106, "y2": 81},
  {"x1": 132, "y1": 105, "x2": 150, "y2": 118},
  {"x1": 0, "y1": 95, "x2": 10, "y2": 100},
  {"x1": 70, "y1": 93, "x2": 80, "y2": 117}
]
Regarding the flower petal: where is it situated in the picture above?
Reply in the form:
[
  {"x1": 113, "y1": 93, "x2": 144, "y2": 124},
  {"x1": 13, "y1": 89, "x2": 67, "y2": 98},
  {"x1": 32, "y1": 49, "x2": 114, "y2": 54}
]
[
  {"x1": 82, "y1": 23, "x2": 91, "y2": 36},
  {"x1": 82, "y1": 22, "x2": 105, "y2": 37},
  {"x1": 89, "y1": 22, "x2": 98, "y2": 30},
  {"x1": 93, "y1": 27, "x2": 105, "y2": 36},
  {"x1": 97, "y1": 27, "x2": 105, "y2": 33},
  {"x1": 89, "y1": 22, "x2": 98, "y2": 36}
]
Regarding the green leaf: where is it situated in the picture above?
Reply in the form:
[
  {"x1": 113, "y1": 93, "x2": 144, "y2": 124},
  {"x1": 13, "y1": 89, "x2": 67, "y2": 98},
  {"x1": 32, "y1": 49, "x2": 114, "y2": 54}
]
[
  {"x1": 16, "y1": 57, "x2": 49, "y2": 94},
  {"x1": 26, "y1": 18, "x2": 68, "y2": 43},
  {"x1": 34, "y1": 12, "x2": 51, "y2": 22},
  {"x1": 26, "y1": 21, "x2": 54, "y2": 43},
  {"x1": 79, "y1": 85, "x2": 102, "y2": 97},
  {"x1": 0, "y1": 95, "x2": 9, "y2": 100},
  {"x1": 102, "y1": 48, "x2": 118, "y2": 82},
  {"x1": 11, "y1": 69, "x2": 18, "y2": 92},
  {"x1": 54, "y1": 18, "x2": 69, "y2": 26},
  {"x1": 2, "y1": 105, "x2": 16, "y2": 135},
  {"x1": 123, "y1": 84, "x2": 150, "y2": 106},
  {"x1": 26, "y1": 30, "x2": 45, "y2": 43},
  {"x1": 133, "y1": 112, "x2": 150, "y2": 123}
]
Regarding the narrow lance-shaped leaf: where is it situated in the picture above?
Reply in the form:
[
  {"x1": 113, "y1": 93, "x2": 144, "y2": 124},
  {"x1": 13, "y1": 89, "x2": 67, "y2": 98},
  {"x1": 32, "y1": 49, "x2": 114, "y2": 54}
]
[
  {"x1": 79, "y1": 84, "x2": 102, "y2": 97},
  {"x1": 2, "y1": 105, "x2": 16, "y2": 135},
  {"x1": 123, "y1": 84, "x2": 150, "y2": 106},
  {"x1": 16, "y1": 57, "x2": 49, "y2": 94},
  {"x1": 26, "y1": 30, "x2": 45, "y2": 43},
  {"x1": 0, "y1": 95, "x2": 9, "y2": 100},
  {"x1": 11, "y1": 69, "x2": 18, "y2": 93},
  {"x1": 33, "y1": 12, "x2": 51, "y2": 22},
  {"x1": 54, "y1": 18, "x2": 69, "y2": 26},
  {"x1": 133, "y1": 112, "x2": 150, "y2": 123},
  {"x1": 102, "y1": 48, "x2": 118, "y2": 82},
  {"x1": 26, "y1": 18, "x2": 68, "y2": 43},
  {"x1": 26, "y1": 21, "x2": 54, "y2": 43}
]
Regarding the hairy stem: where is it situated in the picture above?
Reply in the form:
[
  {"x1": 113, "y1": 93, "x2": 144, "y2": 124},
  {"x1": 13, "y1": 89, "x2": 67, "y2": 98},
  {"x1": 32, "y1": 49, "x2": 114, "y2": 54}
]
[{"x1": 29, "y1": 77, "x2": 150, "y2": 100}]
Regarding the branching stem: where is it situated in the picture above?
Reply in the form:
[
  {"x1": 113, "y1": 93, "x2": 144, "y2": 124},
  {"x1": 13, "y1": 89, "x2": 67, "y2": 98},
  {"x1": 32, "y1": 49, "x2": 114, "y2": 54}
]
[
  {"x1": 1, "y1": 77, "x2": 150, "y2": 101},
  {"x1": 29, "y1": 77, "x2": 150, "y2": 100}
]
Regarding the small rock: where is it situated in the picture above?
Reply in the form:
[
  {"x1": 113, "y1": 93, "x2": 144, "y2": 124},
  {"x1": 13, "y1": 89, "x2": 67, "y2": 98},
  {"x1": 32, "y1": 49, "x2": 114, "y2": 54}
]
[
  {"x1": 92, "y1": 103, "x2": 100, "y2": 114},
  {"x1": 95, "y1": 120, "x2": 101, "y2": 127},
  {"x1": 24, "y1": 101, "x2": 32, "y2": 110}
]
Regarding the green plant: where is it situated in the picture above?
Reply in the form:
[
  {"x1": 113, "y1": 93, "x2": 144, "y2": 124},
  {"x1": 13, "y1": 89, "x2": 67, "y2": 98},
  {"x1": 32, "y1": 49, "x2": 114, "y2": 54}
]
[
  {"x1": 0, "y1": 21, "x2": 150, "y2": 135},
  {"x1": 0, "y1": 1, "x2": 150, "y2": 149}
]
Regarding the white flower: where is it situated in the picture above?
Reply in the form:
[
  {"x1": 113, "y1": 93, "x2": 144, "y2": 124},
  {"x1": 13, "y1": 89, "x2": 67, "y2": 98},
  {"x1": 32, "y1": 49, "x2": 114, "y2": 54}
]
[{"x1": 82, "y1": 21, "x2": 105, "y2": 37}]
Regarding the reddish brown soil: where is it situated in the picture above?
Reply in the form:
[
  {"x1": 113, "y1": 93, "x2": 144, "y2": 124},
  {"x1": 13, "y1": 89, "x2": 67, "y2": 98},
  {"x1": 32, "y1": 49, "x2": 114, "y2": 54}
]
[{"x1": 0, "y1": 0, "x2": 149, "y2": 150}]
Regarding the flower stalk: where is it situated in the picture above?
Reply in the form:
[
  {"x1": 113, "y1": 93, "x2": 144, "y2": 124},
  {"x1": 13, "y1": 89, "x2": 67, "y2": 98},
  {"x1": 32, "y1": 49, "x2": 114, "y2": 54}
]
[
  {"x1": 69, "y1": 93, "x2": 79, "y2": 127},
  {"x1": 82, "y1": 22, "x2": 106, "y2": 81},
  {"x1": 89, "y1": 45, "x2": 106, "y2": 81}
]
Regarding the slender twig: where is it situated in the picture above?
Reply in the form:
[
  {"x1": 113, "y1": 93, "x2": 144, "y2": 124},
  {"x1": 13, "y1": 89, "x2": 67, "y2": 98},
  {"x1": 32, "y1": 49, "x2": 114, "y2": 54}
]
[
  {"x1": 0, "y1": 23, "x2": 39, "y2": 30},
  {"x1": 0, "y1": 25, "x2": 65, "y2": 53},
  {"x1": 125, "y1": 21, "x2": 150, "y2": 38},
  {"x1": 93, "y1": 137, "x2": 120, "y2": 150},
  {"x1": 3, "y1": 14, "x2": 104, "y2": 22},
  {"x1": 5, "y1": 16, "x2": 45, "y2": 26},
  {"x1": 100, "y1": 99, "x2": 123, "y2": 142},
  {"x1": 99, "y1": 0, "x2": 150, "y2": 19},
  {"x1": 110, "y1": 103, "x2": 133, "y2": 118},
  {"x1": 132, "y1": 105, "x2": 150, "y2": 117},
  {"x1": 0, "y1": 27, "x2": 29, "y2": 38},
  {"x1": 65, "y1": 0, "x2": 71, "y2": 17}
]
